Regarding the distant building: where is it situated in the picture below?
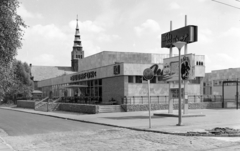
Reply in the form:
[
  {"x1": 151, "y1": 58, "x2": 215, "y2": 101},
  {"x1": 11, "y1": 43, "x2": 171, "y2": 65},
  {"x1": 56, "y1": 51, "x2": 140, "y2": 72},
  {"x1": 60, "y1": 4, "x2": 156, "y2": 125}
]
[{"x1": 32, "y1": 20, "x2": 205, "y2": 104}]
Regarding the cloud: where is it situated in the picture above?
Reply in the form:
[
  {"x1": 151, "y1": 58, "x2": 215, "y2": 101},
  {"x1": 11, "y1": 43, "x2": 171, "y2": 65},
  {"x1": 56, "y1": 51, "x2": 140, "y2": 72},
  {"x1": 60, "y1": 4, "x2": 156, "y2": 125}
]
[
  {"x1": 83, "y1": 41, "x2": 101, "y2": 56},
  {"x1": 25, "y1": 24, "x2": 67, "y2": 40},
  {"x1": 33, "y1": 54, "x2": 59, "y2": 65},
  {"x1": 221, "y1": 27, "x2": 240, "y2": 38},
  {"x1": 134, "y1": 19, "x2": 161, "y2": 36},
  {"x1": 69, "y1": 20, "x2": 105, "y2": 33},
  {"x1": 97, "y1": 34, "x2": 121, "y2": 42},
  {"x1": 169, "y1": 2, "x2": 180, "y2": 9},
  {"x1": 199, "y1": 28, "x2": 213, "y2": 43},
  {"x1": 17, "y1": 4, "x2": 43, "y2": 19}
]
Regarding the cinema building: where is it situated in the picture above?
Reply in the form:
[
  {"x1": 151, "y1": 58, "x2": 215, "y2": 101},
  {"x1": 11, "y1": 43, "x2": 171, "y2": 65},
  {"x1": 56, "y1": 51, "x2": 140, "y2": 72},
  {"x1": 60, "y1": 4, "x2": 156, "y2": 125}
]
[{"x1": 33, "y1": 21, "x2": 205, "y2": 105}]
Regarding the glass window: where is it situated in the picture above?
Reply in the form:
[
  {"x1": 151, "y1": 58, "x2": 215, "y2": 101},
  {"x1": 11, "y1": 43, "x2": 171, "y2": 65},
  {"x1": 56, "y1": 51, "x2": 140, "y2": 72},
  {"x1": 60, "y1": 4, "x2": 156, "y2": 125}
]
[
  {"x1": 95, "y1": 80, "x2": 98, "y2": 86},
  {"x1": 128, "y1": 76, "x2": 134, "y2": 83},
  {"x1": 99, "y1": 79, "x2": 102, "y2": 85},
  {"x1": 136, "y1": 76, "x2": 142, "y2": 83},
  {"x1": 99, "y1": 87, "x2": 102, "y2": 97},
  {"x1": 150, "y1": 76, "x2": 156, "y2": 83}
]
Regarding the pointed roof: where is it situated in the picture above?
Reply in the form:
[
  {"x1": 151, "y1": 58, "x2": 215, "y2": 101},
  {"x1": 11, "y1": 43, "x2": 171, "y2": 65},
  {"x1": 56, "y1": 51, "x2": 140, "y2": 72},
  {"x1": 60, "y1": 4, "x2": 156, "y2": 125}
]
[{"x1": 73, "y1": 15, "x2": 82, "y2": 48}]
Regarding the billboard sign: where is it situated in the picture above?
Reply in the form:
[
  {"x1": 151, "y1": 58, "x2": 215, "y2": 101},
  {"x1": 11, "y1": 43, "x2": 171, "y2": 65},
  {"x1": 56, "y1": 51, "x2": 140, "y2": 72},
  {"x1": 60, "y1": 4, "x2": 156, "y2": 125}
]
[
  {"x1": 163, "y1": 53, "x2": 195, "y2": 81},
  {"x1": 161, "y1": 25, "x2": 198, "y2": 48},
  {"x1": 149, "y1": 54, "x2": 195, "y2": 82}
]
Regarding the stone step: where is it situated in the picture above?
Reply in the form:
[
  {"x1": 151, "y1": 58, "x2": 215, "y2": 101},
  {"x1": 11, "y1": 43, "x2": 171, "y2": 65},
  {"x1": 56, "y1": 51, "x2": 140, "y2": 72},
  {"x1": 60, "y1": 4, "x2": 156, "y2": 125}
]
[{"x1": 98, "y1": 105, "x2": 123, "y2": 113}]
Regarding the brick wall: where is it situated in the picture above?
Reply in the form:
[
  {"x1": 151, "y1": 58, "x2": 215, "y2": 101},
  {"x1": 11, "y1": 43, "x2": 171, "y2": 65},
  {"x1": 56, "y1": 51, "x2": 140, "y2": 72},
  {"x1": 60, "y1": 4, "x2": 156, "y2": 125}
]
[
  {"x1": 17, "y1": 100, "x2": 35, "y2": 109},
  {"x1": 121, "y1": 102, "x2": 222, "y2": 112},
  {"x1": 58, "y1": 103, "x2": 98, "y2": 114}
]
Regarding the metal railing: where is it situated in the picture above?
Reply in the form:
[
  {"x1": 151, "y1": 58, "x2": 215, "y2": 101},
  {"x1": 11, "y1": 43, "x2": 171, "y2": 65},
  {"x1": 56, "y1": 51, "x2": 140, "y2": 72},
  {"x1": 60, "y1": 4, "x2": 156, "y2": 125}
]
[
  {"x1": 60, "y1": 96, "x2": 101, "y2": 104},
  {"x1": 122, "y1": 95, "x2": 223, "y2": 104}
]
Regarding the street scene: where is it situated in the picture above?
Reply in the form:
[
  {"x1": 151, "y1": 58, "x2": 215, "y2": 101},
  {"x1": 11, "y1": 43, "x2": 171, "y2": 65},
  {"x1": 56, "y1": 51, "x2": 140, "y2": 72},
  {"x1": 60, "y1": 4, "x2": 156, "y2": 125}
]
[
  {"x1": 0, "y1": 108, "x2": 240, "y2": 151},
  {"x1": 1, "y1": 0, "x2": 240, "y2": 150}
]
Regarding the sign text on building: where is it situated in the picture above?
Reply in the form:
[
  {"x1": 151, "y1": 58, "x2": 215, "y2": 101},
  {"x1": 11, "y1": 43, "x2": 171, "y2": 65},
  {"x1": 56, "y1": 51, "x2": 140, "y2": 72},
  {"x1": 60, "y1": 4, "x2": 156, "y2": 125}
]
[
  {"x1": 70, "y1": 71, "x2": 97, "y2": 81},
  {"x1": 161, "y1": 25, "x2": 198, "y2": 48}
]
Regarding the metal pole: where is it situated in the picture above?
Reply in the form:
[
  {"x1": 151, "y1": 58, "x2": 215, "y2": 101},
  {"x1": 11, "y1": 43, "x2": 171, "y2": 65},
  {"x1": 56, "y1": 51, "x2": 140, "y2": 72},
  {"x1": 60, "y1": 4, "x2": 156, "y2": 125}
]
[
  {"x1": 222, "y1": 82, "x2": 224, "y2": 108},
  {"x1": 47, "y1": 98, "x2": 49, "y2": 112},
  {"x1": 237, "y1": 79, "x2": 238, "y2": 110},
  {"x1": 177, "y1": 48, "x2": 182, "y2": 126},
  {"x1": 148, "y1": 80, "x2": 151, "y2": 128},
  {"x1": 170, "y1": 21, "x2": 173, "y2": 57},
  {"x1": 183, "y1": 15, "x2": 188, "y2": 114}
]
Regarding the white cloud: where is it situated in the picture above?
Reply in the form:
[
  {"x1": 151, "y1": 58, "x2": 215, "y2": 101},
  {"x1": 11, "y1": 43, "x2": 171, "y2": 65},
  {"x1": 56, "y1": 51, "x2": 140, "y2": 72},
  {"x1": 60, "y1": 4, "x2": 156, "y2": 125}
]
[
  {"x1": 69, "y1": 20, "x2": 105, "y2": 33},
  {"x1": 17, "y1": 4, "x2": 43, "y2": 19},
  {"x1": 221, "y1": 27, "x2": 240, "y2": 38},
  {"x1": 33, "y1": 54, "x2": 59, "y2": 65},
  {"x1": 97, "y1": 34, "x2": 121, "y2": 42},
  {"x1": 199, "y1": 28, "x2": 213, "y2": 43},
  {"x1": 25, "y1": 24, "x2": 67, "y2": 40},
  {"x1": 216, "y1": 53, "x2": 235, "y2": 63},
  {"x1": 169, "y1": 2, "x2": 180, "y2": 9},
  {"x1": 134, "y1": 19, "x2": 161, "y2": 36},
  {"x1": 83, "y1": 41, "x2": 101, "y2": 56}
]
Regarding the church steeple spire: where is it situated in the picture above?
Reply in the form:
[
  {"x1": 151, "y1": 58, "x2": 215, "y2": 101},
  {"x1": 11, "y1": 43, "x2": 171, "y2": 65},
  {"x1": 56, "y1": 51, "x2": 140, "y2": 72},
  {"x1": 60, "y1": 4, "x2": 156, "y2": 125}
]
[
  {"x1": 73, "y1": 15, "x2": 82, "y2": 49},
  {"x1": 71, "y1": 16, "x2": 84, "y2": 72}
]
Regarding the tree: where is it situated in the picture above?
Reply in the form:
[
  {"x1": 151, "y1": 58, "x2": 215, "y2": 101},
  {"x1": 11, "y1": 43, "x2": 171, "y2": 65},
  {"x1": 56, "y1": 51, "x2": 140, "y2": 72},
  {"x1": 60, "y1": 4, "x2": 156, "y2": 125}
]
[
  {"x1": 0, "y1": 0, "x2": 26, "y2": 65},
  {"x1": 4, "y1": 60, "x2": 33, "y2": 103},
  {"x1": 0, "y1": 0, "x2": 27, "y2": 102}
]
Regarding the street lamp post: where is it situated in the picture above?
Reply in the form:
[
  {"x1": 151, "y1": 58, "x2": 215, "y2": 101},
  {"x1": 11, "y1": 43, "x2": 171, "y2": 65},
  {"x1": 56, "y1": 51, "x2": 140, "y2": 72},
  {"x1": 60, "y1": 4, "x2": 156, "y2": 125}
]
[{"x1": 173, "y1": 41, "x2": 186, "y2": 126}]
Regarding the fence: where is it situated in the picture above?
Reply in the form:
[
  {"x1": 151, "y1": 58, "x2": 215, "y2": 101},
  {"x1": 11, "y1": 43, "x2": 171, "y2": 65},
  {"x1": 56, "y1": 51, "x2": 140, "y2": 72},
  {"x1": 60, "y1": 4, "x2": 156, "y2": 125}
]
[{"x1": 122, "y1": 95, "x2": 222, "y2": 104}]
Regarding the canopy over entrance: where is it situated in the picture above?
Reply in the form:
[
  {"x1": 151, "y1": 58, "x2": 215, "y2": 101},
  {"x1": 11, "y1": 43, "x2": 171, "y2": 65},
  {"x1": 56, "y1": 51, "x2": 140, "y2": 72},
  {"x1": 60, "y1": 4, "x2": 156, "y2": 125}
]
[
  {"x1": 63, "y1": 85, "x2": 88, "y2": 89},
  {"x1": 32, "y1": 90, "x2": 43, "y2": 94}
]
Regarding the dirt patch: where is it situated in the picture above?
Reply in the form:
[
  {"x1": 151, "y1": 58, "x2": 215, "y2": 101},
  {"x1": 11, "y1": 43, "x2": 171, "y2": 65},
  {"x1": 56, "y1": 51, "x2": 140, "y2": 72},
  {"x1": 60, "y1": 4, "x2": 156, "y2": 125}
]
[{"x1": 2, "y1": 128, "x2": 240, "y2": 151}]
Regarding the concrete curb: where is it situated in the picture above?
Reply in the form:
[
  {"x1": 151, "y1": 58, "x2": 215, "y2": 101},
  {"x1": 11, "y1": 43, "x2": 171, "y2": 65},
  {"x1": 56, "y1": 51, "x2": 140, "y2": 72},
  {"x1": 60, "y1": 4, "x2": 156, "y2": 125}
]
[{"x1": 1, "y1": 107, "x2": 240, "y2": 137}]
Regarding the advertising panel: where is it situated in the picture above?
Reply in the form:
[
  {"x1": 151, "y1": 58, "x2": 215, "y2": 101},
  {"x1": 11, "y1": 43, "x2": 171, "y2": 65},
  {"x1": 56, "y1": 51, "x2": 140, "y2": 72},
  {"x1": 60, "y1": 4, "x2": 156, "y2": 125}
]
[
  {"x1": 149, "y1": 54, "x2": 195, "y2": 82},
  {"x1": 163, "y1": 53, "x2": 195, "y2": 81},
  {"x1": 161, "y1": 25, "x2": 198, "y2": 48}
]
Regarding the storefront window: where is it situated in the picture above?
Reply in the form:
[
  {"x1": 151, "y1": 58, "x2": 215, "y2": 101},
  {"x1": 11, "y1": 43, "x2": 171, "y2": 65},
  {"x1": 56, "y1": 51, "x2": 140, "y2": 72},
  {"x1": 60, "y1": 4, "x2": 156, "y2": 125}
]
[
  {"x1": 171, "y1": 88, "x2": 184, "y2": 98},
  {"x1": 150, "y1": 76, "x2": 156, "y2": 83},
  {"x1": 136, "y1": 76, "x2": 142, "y2": 83},
  {"x1": 128, "y1": 76, "x2": 134, "y2": 83}
]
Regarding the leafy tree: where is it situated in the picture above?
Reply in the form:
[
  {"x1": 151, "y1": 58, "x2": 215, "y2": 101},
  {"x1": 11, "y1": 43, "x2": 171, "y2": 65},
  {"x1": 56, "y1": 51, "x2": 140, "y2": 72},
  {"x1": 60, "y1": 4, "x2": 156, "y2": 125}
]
[
  {"x1": 4, "y1": 60, "x2": 33, "y2": 103},
  {"x1": 0, "y1": 0, "x2": 27, "y2": 102},
  {"x1": 0, "y1": 0, "x2": 26, "y2": 65}
]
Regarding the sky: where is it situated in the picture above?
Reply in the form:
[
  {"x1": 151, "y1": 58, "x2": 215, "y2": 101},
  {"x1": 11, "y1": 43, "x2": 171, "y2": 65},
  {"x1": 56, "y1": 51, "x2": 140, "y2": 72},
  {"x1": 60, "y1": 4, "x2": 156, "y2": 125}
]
[{"x1": 16, "y1": 0, "x2": 240, "y2": 73}]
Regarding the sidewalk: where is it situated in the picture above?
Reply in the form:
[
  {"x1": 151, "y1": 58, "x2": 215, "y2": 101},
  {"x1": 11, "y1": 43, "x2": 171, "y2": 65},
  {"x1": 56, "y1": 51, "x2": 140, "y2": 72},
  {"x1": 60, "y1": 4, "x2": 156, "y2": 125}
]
[
  {"x1": 0, "y1": 138, "x2": 14, "y2": 151},
  {"x1": 1, "y1": 107, "x2": 240, "y2": 136}
]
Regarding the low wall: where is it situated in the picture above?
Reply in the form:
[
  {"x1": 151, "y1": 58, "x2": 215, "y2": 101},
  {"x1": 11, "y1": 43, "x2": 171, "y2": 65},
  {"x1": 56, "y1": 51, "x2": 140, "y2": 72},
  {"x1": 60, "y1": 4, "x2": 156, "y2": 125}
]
[
  {"x1": 121, "y1": 102, "x2": 222, "y2": 112},
  {"x1": 17, "y1": 100, "x2": 35, "y2": 109},
  {"x1": 57, "y1": 103, "x2": 99, "y2": 114}
]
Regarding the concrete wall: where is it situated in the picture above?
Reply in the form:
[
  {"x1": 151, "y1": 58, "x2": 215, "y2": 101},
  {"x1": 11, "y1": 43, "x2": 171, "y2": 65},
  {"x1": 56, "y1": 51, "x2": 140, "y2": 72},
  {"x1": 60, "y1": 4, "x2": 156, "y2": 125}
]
[
  {"x1": 78, "y1": 51, "x2": 167, "y2": 72},
  {"x1": 102, "y1": 76, "x2": 126, "y2": 104},
  {"x1": 58, "y1": 103, "x2": 99, "y2": 114},
  {"x1": 121, "y1": 102, "x2": 222, "y2": 112},
  {"x1": 17, "y1": 100, "x2": 35, "y2": 109},
  {"x1": 127, "y1": 83, "x2": 169, "y2": 96},
  {"x1": 213, "y1": 86, "x2": 239, "y2": 99}
]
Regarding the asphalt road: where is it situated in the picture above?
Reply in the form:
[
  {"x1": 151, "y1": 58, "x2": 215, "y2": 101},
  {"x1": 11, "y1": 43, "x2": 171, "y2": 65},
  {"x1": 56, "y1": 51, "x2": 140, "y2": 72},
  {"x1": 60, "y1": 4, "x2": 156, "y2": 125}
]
[{"x1": 0, "y1": 109, "x2": 112, "y2": 136}]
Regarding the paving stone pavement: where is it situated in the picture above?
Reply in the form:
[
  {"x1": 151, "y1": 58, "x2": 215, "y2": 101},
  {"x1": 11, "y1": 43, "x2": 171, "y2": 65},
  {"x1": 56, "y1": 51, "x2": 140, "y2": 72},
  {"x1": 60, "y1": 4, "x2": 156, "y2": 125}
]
[
  {"x1": 2, "y1": 128, "x2": 240, "y2": 151},
  {"x1": 1, "y1": 107, "x2": 240, "y2": 150}
]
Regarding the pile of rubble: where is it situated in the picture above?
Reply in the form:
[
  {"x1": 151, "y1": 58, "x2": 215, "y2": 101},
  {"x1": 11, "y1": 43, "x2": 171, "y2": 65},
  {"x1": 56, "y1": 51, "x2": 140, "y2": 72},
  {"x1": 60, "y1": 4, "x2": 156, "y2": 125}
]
[
  {"x1": 206, "y1": 127, "x2": 240, "y2": 135},
  {"x1": 186, "y1": 127, "x2": 240, "y2": 136}
]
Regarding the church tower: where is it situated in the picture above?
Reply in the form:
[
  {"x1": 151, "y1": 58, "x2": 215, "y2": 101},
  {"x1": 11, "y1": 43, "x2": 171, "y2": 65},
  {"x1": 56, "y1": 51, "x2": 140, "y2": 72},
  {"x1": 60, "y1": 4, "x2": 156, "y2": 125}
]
[{"x1": 71, "y1": 16, "x2": 84, "y2": 72}]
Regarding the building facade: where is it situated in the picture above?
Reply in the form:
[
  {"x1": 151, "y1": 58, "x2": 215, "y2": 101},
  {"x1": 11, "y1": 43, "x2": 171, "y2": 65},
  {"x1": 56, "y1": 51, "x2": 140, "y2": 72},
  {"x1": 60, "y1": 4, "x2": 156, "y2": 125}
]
[{"x1": 33, "y1": 20, "x2": 205, "y2": 104}]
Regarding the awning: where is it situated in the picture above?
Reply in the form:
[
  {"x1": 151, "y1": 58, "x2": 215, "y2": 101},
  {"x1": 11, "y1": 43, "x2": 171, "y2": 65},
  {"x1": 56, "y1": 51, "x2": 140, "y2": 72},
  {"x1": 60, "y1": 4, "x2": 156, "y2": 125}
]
[
  {"x1": 32, "y1": 90, "x2": 43, "y2": 94},
  {"x1": 63, "y1": 85, "x2": 88, "y2": 89}
]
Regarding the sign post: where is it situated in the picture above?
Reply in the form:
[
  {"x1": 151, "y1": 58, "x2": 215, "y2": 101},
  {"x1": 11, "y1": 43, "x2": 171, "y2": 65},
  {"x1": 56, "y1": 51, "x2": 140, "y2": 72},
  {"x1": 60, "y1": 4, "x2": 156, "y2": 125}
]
[{"x1": 143, "y1": 68, "x2": 154, "y2": 128}]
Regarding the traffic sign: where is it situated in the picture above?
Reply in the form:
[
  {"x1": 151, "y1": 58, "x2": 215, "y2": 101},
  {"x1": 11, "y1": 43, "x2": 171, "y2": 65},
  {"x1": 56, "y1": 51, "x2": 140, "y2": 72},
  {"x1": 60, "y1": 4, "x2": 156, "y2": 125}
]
[{"x1": 143, "y1": 68, "x2": 154, "y2": 80}]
